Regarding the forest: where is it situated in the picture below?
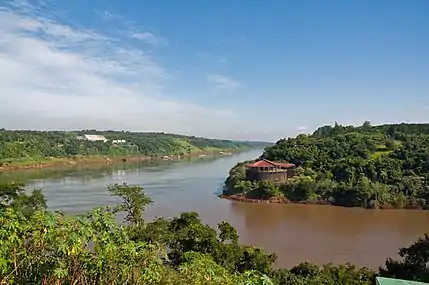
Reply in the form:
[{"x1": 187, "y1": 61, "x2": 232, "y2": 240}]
[
  {"x1": 0, "y1": 129, "x2": 269, "y2": 166},
  {"x1": 1, "y1": 182, "x2": 428, "y2": 285},
  {"x1": 224, "y1": 122, "x2": 429, "y2": 209}
]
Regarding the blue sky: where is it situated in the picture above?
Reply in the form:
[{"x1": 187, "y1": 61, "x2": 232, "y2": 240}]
[{"x1": 0, "y1": 0, "x2": 427, "y2": 141}]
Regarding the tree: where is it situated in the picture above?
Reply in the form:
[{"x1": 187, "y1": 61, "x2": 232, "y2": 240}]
[
  {"x1": 108, "y1": 183, "x2": 153, "y2": 226},
  {"x1": 218, "y1": 221, "x2": 239, "y2": 244},
  {"x1": 362, "y1": 121, "x2": 372, "y2": 131},
  {"x1": 380, "y1": 234, "x2": 429, "y2": 282},
  {"x1": 0, "y1": 182, "x2": 46, "y2": 217}
]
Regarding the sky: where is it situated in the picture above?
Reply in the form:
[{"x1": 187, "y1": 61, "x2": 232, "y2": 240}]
[{"x1": 0, "y1": 0, "x2": 427, "y2": 142}]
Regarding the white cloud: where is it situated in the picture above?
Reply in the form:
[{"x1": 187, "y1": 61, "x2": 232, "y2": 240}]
[
  {"x1": 100, "y1": 10, "x2": 121, "y2": 21},
  {"x1": 0, "y1": 0, "x2": 239, "y2": 138},
  {"x1": 297, "y1": 126, "x2": 308, "y2": 131},
  {"x1": 130, "y1": 31, "x2": 167, "y2": 46},
  {"x1": 94, "y1": 9, "x2": 166, "y2": 46},
  {"x1": 207, "y1": 73, "x2": 241, "y2": 90}
]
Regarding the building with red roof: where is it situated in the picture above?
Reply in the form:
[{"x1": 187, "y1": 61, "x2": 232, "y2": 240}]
[{"x1": 245, "y1": 159, "x2": 296, "y2": 182}]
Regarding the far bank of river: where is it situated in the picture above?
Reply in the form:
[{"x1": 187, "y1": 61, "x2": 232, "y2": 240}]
[
  {"x1": 2, "y1": 149, "x2": 429, "y2": 269},
  {"x1": 0, "y1": 149, "x2": 236, "y2": 172}
]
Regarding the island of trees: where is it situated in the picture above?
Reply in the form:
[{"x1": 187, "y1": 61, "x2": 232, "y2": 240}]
[
  {"x1": 0, "y1": 129, "x2": 270, "y2": 170},
  {"x1": 1, "y1": 181, "x2": 429, "y2": 284},
  {"x1": 223, "y1": 122, "x2": 429, "y2": 209}
]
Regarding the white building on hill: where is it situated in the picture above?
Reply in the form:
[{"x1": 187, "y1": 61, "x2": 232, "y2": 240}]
[{"x1": 81, "y1": 134, "x2": 108, "y2": 142}]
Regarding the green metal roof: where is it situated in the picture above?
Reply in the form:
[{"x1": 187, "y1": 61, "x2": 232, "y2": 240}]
[{"x1": 376, "y1": 277, "x2": 429, "y2": 285}]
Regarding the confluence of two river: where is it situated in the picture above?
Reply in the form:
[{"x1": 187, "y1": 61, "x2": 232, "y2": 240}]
[{"x1": 2, "y1": 149, "x2": 429, "y2": 269}]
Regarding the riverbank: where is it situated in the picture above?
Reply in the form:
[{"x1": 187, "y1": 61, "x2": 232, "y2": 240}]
[
  {"x1": 219, "y1": 194, "x2": 327, "y2": 205},
  {"x1": 219, "y1": 194, "x2": 427, "y2": 210},
  {"x1": 0, "y1": 149, "x2": 237, "y2": 172}
]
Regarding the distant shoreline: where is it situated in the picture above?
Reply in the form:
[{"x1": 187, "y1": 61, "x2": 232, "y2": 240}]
[{"x1": 0, "y1": 150, "x2": 237, "y2": 172}]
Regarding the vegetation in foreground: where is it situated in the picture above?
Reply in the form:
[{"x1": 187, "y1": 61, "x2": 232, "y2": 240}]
[
  {"x1": 0, "y1": 129, "x2": 270, "y2": 168},
  {"x1": 1, "y1": 182, "x2": 429, "y2": 284},
  {"x1": 224, "y1": 122, "x2": 429, "y2": 209}
]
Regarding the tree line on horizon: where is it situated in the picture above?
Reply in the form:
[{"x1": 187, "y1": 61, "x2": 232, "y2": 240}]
[{"x1": 0, "y1": 129, "x2": 269, "y2": 165}]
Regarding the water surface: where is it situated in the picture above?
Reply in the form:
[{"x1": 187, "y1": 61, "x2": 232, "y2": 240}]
[{"x1": 2, "y1": 150, "x2": 429, "y2": 269}]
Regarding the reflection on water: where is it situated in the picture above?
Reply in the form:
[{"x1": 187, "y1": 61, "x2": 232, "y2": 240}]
[
  {"x1": 2, "y1": 149, "x2": 429, "y2": 269},
  {"x1": 0, "y1": 156, "x2": 221, "y2": 184},
  {"x1": 1, "y1": 152, "x2": 252, "y2": 213}
]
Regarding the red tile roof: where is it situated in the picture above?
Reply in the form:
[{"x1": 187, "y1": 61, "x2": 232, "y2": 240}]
[
  {"x1": 247, "y1": 159, "x2": 277, "y2": 168},
  {"x1": 247, "y1": 159, "x2": 295, "y2": 168},
  {"x1": 276, "y1": 162, "x2": 296, "y2": 168}
]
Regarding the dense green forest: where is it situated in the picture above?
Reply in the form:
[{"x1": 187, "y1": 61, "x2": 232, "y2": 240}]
[
  {"x1": 0, "y1": 129, "x2": 270, "y2": 166},
  {"x1": 224, "y1": 122, "x2": 429, "y2": 209},
  {"x1": 1, "y1": 182, "x2": 428, "y2": 284}
]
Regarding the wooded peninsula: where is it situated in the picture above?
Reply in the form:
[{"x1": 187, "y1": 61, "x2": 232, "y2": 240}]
[
  {"x1": 0, "y1": 129, "x2": 269, "y2": 170},
  {"x1": 223, "y1": 122, "x2": 429, "y2": 210}
]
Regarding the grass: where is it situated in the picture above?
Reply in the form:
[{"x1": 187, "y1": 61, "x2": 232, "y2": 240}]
[
  {"x1": 173, "y1": 139, "x2": 203, "y2": 154},
  {"x1": 172, "y1": 139, "x2": 238, "y2": 154},
  {"x1": 0, "y1": 157, "x2": 62, "y2": 166},
  {"x1": 201, "y1": 146, "x2": 227, "y2": 152},
  {"x1": 369, "y1": 142, "x2": 397, "y2": 160},
  {"x1": 371, "y1": 150, "x2": 393, "y2": 160}
]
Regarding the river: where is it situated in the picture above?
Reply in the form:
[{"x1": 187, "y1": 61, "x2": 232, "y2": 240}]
[{"x1": 1, "y1": 149, "x2": 429, "y2": 269}]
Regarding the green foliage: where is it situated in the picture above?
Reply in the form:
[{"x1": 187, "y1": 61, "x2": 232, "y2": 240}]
[
  {"x1": 246, "y1": 181, "x2": 280, "y2": 200},
  {"x1": 224, "y1": 161, "x2": 249, "y2": 194},
  {"x1": 108, "y1": 183, "x2": 153, "y2": 226},
  {"x1": 0, "y1": 183, "x2": 275, "y2": 284},
  {"x1": 0, "y1": 206, "x2": 168, "y2": 284},
  {"x1": 136, "y1": 211, "x2": 276, "y2": 276},
  {"x1": 380, "y1": 234, "x2": 429, "y2": 283},
  {"x1": 271, "y1": 262, "x2": 376, "y2": 285},
  {"x1": 224, "y1": 122, "x2": 429, "y2": 209},
  {"x1": 0, "y1": 181, "x2": 46, "y2": 217},
  {"x1": 3, "y1": 182, "x2": 429, "y2": 284},
  {"x1": 0, "y1": 129, "x2": 271, "y2": 164}
]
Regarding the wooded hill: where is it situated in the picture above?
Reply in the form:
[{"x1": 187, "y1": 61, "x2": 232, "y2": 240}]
[
  {"x1": 0, "y1": 129, "x2": 270, "y2": 165},
  {"x1": 224, "y1": 122, "x2": 429, "y2": 209}
]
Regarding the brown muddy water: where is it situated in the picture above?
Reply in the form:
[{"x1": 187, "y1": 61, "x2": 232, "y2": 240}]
[{"x1": 1, "y1": 149, "x2": 429, "y2": 269}]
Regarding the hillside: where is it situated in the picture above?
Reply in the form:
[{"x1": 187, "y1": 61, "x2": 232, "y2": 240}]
[
  {"x1": 0, "y1": 129, "x2": 270, "y2": 167},
  {"x1": 223, "y1": 122, "x2": 429, "y2": 209}
]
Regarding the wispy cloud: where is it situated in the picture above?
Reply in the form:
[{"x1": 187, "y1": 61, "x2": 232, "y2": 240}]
[
  {"x1": 94, "y1": 9, "x2": 166, "y2": 46},
  {"x1": 207, "y1": 73, "x2": 241, "y2": 90},
  {"x1": 0, "y1": 0, "x2": 236, "y2": 137},
  {"x1": 100, "y1": 10, "x2": 121, "y2": 20},
  {"x1": 93, "y1": 9, "x2": 122, "y2": 21},
  {"x1": 129, "y1": 31, "x2": 167, "y2": 46},
  {"x1": 297, "y1": 126, "x2": 308, "y2": 131}
]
